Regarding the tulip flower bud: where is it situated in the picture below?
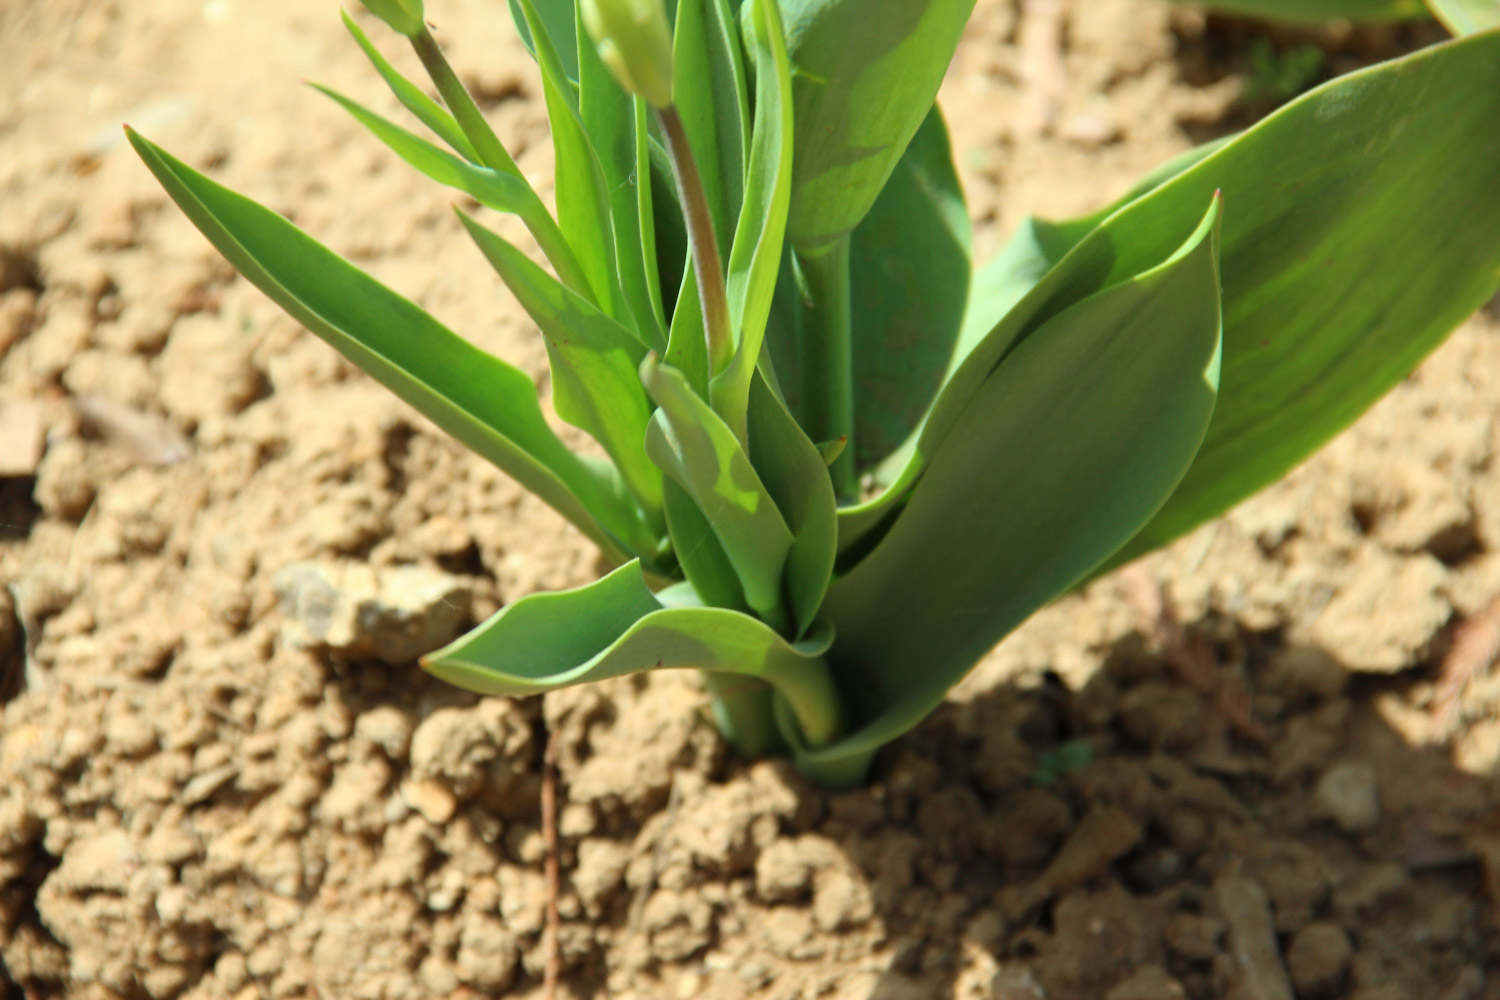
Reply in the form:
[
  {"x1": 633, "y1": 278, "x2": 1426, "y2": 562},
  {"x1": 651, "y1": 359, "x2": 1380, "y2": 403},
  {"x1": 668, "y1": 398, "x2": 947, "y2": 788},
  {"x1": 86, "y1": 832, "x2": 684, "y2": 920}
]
[
  {"x1": 360, "y1": 0, "x2": 425, "y2": 37},
  {"x1": 580, "y1": 0, "x2": 675, "y2": 108}
]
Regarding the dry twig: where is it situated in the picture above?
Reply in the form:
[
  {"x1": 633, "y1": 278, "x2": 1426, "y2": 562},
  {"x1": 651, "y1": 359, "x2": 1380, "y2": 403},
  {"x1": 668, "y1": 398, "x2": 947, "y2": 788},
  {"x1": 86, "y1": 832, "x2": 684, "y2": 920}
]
[{"x1": 542, "y1": 724, "x2": 561, "y2": 1000}]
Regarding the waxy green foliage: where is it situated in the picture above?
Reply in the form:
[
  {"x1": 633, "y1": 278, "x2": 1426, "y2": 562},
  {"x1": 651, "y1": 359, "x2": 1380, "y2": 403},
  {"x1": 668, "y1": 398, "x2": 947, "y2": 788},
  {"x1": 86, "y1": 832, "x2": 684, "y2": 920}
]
[{"x1": 131, "y1": 0, "x2": 1500, "y2": 786}]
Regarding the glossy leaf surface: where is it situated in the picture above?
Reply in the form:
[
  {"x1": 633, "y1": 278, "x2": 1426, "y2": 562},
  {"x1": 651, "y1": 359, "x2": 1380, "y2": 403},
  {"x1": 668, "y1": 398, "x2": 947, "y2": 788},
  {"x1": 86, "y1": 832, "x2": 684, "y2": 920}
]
[
  {"x1": 578, "y1": 7, "x2": 666, "y2": 347},
  {"x1": 458, "y1": 212, "x2": 663, "y2": 523},
  {"x1": 423, "y1": 560, "x2": 844, "y2": 746},
  {"x1": 713, "y1": 0, "x2": 794, "y2": 440},
  {"x1": 517, "y1": 0, "x2": 621, "y2": 316},
  {"x1": 642, "y1": 357, "x2": 793, "y2": 630},
  {"x1": 127, "y1": 129, "x2": 645, "y2": 560},
  {"x1": 341, "y1": 11, "x2": 478, "y2": 161},
  {"x1": 778, "y1": 0, "x2": 975, "y2": 251},
  {"x1": 745, "y1": 373, "x2": 836, "y2": 638},
  {"x1": 814, "y1": 198, "x2": 1224, "y2": 773}
]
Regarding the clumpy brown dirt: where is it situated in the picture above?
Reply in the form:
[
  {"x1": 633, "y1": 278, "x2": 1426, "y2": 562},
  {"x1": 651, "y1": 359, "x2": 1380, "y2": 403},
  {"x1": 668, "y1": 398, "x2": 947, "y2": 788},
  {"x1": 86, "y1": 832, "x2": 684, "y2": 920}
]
[{"x1": 2, "y1": 1, "x2": 1499, "y2": 998}]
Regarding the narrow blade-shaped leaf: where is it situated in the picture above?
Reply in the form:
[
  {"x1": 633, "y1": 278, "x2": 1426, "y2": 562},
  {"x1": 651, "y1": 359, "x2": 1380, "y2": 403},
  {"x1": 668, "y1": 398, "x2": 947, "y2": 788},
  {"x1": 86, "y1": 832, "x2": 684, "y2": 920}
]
[
  {"x1": 340, "y1": 10, "x2": 478, "y2": 162},
  {"x1": 663, "y1": 478, "x2": 748, "y2": 611},
  {"x1": 673, "y1": 0, "x2": 750, "y2": 248},
  {"x1": 577, "y1": 5, "x2": 666, "y2": 349},
  {"x1": 516, "y1": 0, "x2": 621, "y2": 318},
  {"x1": 127, "y1": 129, "x2": 644, "y2": 561},
  {"x1": 508, "y1": 0, "x2": 580, "y2": 81},
  {"x1": 711, "y1": 0, "x2": 794, "y2": 439},
  {"x1": 642, "y1": 356, "x2": 794, "y2": 630},
  {"x1": 746, "y1": 373, "x2": 837, "y2": 638},
  {"x1": 422, "y1": 560, "x2": 843, "y2": 747},
  {"x1": 458, "y1": 211, "x2": 663, "y2": 523},
  {"x1": 311, "y1": 83, "x2": 540, "y2": 216},
  {"x1": 815, "y1": 197, "x2": 1224, "y2": 772}
]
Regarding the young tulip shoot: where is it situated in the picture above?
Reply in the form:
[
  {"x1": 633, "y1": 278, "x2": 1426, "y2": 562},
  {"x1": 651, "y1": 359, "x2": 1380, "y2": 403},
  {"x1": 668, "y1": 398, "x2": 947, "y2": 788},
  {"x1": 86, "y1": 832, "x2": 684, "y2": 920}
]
[{"x1": 131, "y1": 1, "x2": 1500, "y2": 787}]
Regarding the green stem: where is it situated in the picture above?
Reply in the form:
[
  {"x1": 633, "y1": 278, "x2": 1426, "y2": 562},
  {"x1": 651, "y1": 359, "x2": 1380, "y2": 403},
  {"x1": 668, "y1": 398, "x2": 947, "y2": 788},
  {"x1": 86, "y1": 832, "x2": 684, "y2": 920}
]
[
  {"x1": 656, "y1": 104, "x2": 734, "y2": 379},
  {"x1": 794, "y1": 237, "x2": 857, "y2": 502},
  {"x1": 701, "y1": 674, "x2": 787, "y2": 758},
  {"x1": 411, "y1": 27, "x2": 595, "y2": 304}
]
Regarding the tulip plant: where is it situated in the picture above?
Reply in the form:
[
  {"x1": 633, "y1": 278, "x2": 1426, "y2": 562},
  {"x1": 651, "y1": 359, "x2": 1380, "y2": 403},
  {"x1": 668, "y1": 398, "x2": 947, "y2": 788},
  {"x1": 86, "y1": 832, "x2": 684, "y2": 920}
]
[{"x1": 128, "y1": 0, "x2": 1500, "y2": 786}]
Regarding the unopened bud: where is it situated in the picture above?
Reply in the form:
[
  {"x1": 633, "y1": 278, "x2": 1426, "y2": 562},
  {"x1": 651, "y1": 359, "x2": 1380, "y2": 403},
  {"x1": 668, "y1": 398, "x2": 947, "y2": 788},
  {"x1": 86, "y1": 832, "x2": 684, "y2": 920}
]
[
  {"x1": 580, "y1": 0, "x2": 674, "y2": 108},
  {"x1": 360, "y1": 0, "x2": 425, "y2": 37}
]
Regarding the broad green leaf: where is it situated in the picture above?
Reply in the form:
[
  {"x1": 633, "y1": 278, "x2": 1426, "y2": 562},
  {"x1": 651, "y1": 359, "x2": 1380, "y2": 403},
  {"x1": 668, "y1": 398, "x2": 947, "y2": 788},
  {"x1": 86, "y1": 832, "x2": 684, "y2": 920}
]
[
  {"x1": 422, "y1": 559, "x2": 844, "y2": 747},
  {"x1": 516, "y1": 0, "x2": 621, "y2": 318},
  {"x1": 1092, "y1": 28, "x2": 1500, "y2": 569},
  {"x1": 1171, "y1": 0, "x2": 1425, "y2": 19},
  {"x1": 855, "y1": 31, "x2": 1500, "y2": 561},
  {"x1": 340, "y1": 10, "x2": 478, "y2": 162},
  {"x1": 673, "y1": 0, "x2": 750, "y2": 248},
  {"x1": 778, "y1": 0, "x2": 975, "y2": 252},
  {"x1": 949, "y1": 135, "x2": 1237, "y2": 420},
  {"x1": 712, "y1": 0, "x2": 793, "y2": 440},
  {"x1": 578, "y1": 3, "x2": 667, "y2": 349},
  {"x1": 746, "y1": 373, "x2": 837, "y2": 638},
  {"x1": 508, "y1": 0, "x2": 581, "y2": 81},
  {"x1": 845, "y1": 107, "x2": 969, "y2": 469},
  {"x1": 127, "y1": 129, "x2": 648, "y2": 561},
  {"x1": 457, "y1": 212, "x2": 663, "y2": 525},
  {"x1": 813, "y1": 198, "x2": 1223, "y2": 773},
  {"x1": 1426, "y1": 0, "x2": 1500, "y2": 32},
  {"x1": 641, "y1": 356, "x2": 794, "y2": 631}
]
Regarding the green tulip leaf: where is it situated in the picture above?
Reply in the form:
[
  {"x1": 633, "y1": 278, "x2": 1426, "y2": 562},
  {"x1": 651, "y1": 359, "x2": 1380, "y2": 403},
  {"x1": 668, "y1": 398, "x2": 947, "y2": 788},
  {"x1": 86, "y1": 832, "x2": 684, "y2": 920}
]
[
  {"x1": 578, "y1": 7, "x2": 667, "y2": 349},
  {"x1": 127, "y1": 129, "x2": 646, "y2": 562},
  {"x1": 663, "y1": 478, "x2": 748, "y2": 611},
  {"x1": 642, "y1": 355, "x2": 794, "y2": 631},
  {"x1": 857, "y1": 30, "x2": 1500, "y2": 565},
  {"x1": 746, "y1": 372, "x2": 837, "y2": 638},
  {"x1": 712, "y1": 0, "x2": 793, "y2": 439},
  {"x1": 846, "y1": 107, "x2": 970, "y2": 469},
  {"x1": 340, "y1": 10, "x2": 478, "y2": 162},
  {"x1": 516, "y1": 0, "x2": 622, "y2": 318},
  {"x1": 812, "y1": 196, "x2": 1224, "y2": 780},
  {"x1": 779, "y1": 0, "x2": 975, "y2": 251},
  {"x1": 673, "y1": 0, "x2": 751, "y2": 249},
  {"x1": 508, "y1": 0, "x2": 580, "y2": 81},
  {"x1": 1096, "y1": 28, "x2": 1500, "y2": 570},
  {"x1": 457, "y1": 211, "x2": 663, "y2": 525},
  {"x1": 422, "y1": 559, "x2": 844, "y2": 748}
]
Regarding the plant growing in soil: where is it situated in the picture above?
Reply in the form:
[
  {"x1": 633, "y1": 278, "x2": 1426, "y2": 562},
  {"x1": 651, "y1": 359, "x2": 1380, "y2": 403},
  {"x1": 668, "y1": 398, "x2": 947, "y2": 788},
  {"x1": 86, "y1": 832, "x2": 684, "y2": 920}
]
[{"x1": 127, "y1": 0, "x2": 1500, "y2": 787}]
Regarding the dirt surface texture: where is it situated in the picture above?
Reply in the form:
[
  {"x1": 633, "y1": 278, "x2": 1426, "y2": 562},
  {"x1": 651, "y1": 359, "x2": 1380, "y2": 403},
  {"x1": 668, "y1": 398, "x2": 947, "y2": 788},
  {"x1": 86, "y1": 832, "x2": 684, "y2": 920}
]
[{"x1": 3, "y1": 1, "x2": 1499, "y2": 998}]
